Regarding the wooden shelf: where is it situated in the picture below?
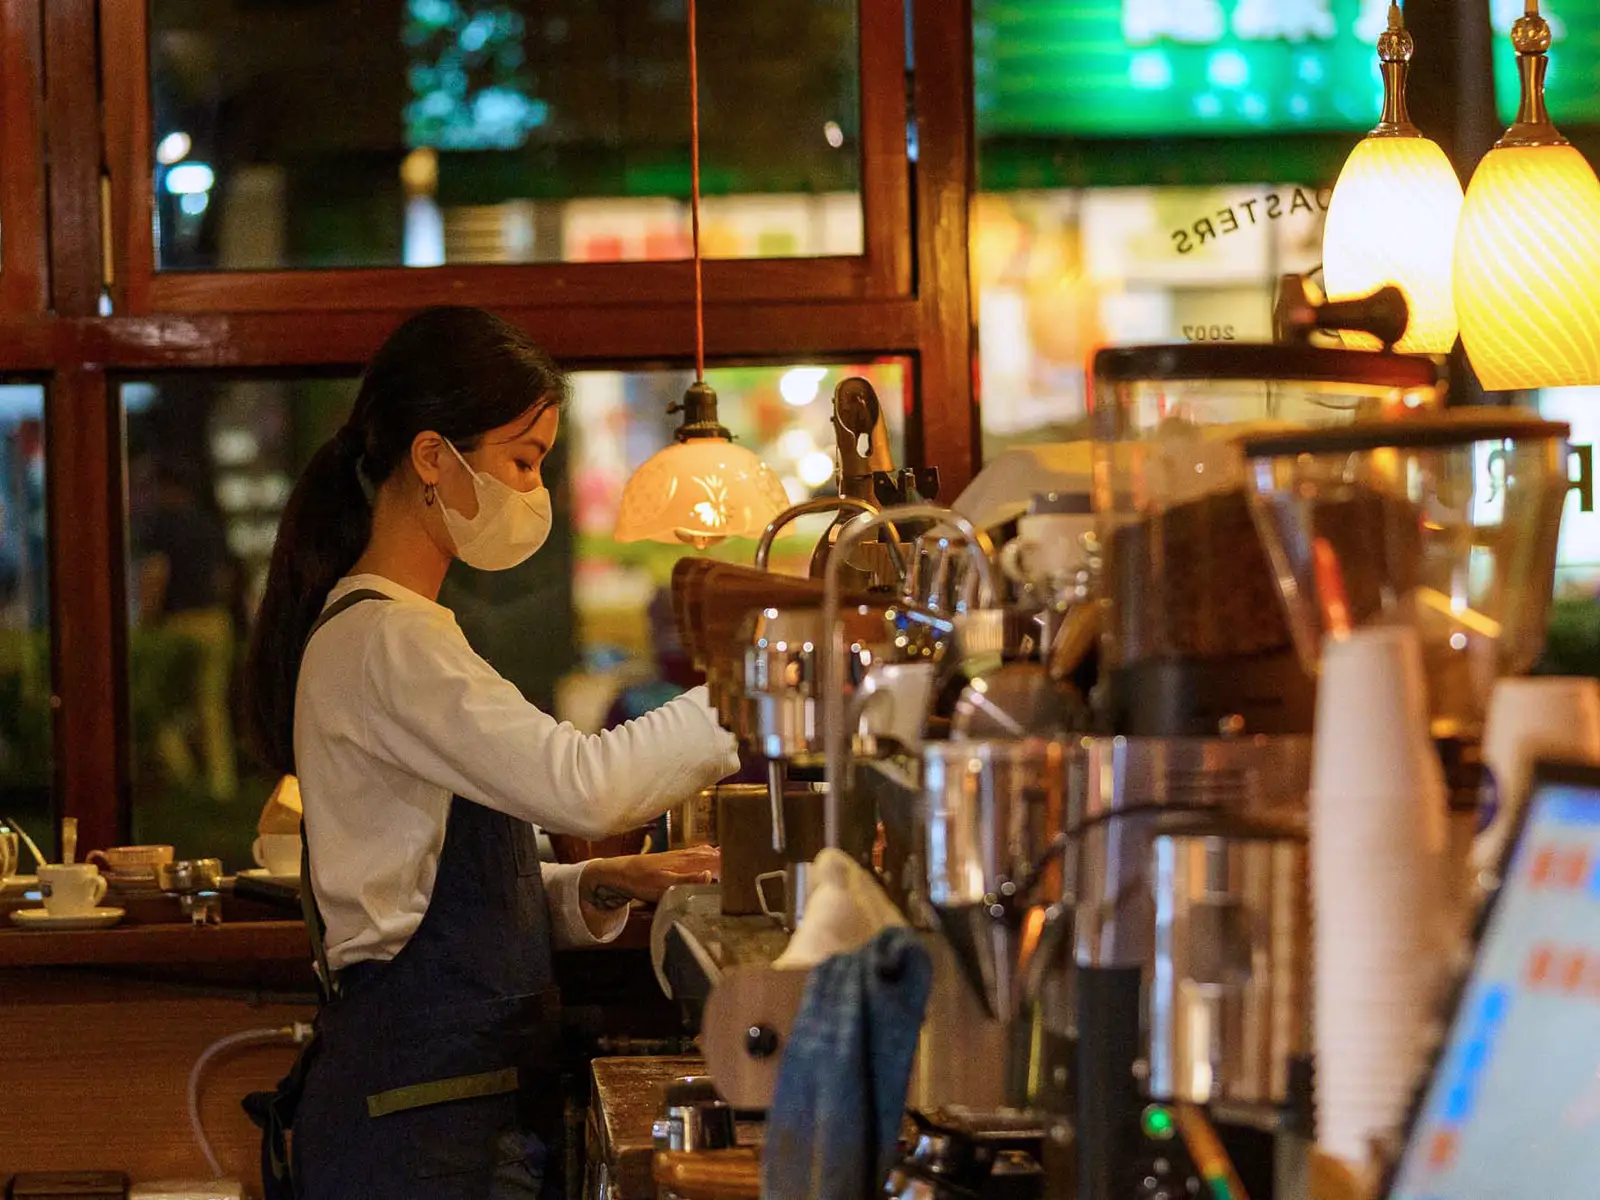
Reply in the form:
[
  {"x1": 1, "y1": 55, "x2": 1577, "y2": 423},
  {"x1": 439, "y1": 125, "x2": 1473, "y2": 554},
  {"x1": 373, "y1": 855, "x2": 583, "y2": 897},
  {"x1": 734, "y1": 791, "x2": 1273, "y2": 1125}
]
[{"x1": 0, "y1": 919, "x2": 309, "y2": 967}]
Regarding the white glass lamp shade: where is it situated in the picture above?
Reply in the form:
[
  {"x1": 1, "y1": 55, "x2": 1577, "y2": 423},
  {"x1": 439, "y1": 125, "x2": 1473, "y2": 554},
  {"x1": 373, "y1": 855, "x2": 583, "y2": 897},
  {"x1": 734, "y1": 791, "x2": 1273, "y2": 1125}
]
[
  {"x1": 1323, "y1": 134, "x2": 1464, "y2": 354},
  {"x1": 614, "y1": 437, "x2": 791, "y2": 547},
  {"x1": 1455, "y1": 143, "x2": 1600, "y2": 391}
]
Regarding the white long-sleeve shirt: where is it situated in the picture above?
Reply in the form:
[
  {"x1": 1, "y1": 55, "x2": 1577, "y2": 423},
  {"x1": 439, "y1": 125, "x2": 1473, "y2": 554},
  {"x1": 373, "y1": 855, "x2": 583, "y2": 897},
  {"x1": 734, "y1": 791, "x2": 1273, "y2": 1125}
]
[{"x1": 294, "y1": 573, "x2": 740, "y2": 970}]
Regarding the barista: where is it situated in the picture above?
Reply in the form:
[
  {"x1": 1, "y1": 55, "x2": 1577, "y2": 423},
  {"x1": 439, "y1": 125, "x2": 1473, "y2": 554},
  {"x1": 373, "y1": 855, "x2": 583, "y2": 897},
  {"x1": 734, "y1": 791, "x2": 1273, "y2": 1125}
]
[{"x1": 243, "y1": 306, "x2": 738, "y2": 1199}]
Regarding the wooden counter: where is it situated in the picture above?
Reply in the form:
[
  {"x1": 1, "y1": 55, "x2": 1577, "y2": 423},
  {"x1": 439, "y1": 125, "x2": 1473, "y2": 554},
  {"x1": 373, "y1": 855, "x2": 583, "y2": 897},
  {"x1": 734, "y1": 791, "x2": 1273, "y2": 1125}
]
[
  {"x1": 587, "y1": 1056, "x2": 765, "y2": 1200},
  {"x1": 0, "y1": 900, "x2": 653, "y2": 973},
  {"x1": 1, "y1": 910, "x2": 680, "y2": 1184},
  {"x1": 0, "y1": 919, "x2": 309, "y2": 968}
]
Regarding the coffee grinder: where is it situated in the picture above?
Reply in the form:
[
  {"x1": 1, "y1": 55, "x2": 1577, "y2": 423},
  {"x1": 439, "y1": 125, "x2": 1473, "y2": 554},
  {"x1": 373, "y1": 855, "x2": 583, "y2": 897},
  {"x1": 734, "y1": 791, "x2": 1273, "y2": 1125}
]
[
  {"x1": 1237, "y1": 408, "x2": 1572, "y2": 913},
  {"x1": 1073, "y1": 344, "x2": 1444, "y2": 1200}
]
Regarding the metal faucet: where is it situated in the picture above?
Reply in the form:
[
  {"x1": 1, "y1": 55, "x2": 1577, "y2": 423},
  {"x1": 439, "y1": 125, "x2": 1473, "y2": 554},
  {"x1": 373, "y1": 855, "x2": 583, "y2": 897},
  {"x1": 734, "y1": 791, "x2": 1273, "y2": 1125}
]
[
  {"x1": 753, "y1": 494, "x2": 906, "y2": 577},
  {"x1": 820, "y1": 504, "x2": 995, "y2": 848}
]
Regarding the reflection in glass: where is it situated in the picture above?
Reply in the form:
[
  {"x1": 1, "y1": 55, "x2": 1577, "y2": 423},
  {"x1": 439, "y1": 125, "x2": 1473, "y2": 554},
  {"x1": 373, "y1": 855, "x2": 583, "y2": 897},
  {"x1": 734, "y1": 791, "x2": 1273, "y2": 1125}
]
[
  {"x1": 0, "y1": 385, "x2": 51, "y2": 849},
  {"x1": 150, "y1": 0, "x2": 862, "y2": 270},
  {"x1": 119, "y1": 359, "x2": 907, "y2": 864}
]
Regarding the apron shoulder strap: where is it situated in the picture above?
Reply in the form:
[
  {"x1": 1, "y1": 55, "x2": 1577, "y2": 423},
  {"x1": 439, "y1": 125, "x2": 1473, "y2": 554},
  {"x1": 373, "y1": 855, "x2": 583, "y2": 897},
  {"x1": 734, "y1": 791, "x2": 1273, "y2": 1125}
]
[
  {"x1": 301, "y1": 586, "x2": 392, "y2": 1004},
  {"x1": 306, "y1": 586, "x2": 391, "y2": 642}
]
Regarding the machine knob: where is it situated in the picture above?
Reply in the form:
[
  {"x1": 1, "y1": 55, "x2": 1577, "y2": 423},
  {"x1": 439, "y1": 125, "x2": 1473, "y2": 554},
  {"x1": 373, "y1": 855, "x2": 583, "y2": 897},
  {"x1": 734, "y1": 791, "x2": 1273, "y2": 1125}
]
[{"x1": 745, "y1": 1024, "x2": 780, "y2": 1058}]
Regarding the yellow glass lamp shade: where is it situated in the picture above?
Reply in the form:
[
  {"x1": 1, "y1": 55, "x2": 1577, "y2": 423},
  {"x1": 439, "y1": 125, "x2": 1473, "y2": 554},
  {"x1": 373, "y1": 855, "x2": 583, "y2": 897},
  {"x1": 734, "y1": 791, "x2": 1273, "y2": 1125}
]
[
  {"x1": 1455, "y1": 143, "x2": 1600, "y2": 390},
  {"x1": 615, "y1": 436, "x2": 790, "y2": 548},
  {"x1": 1323, "y1": 135, "x2": 1464, "y2": 354}
]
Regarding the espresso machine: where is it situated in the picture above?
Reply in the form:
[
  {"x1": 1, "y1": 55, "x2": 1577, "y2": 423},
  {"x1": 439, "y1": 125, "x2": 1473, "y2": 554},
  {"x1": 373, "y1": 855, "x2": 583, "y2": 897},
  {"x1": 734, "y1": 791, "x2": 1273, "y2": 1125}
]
[{"x1": 1072, "y1": 343, "x2": 1447, "y2": 1200}]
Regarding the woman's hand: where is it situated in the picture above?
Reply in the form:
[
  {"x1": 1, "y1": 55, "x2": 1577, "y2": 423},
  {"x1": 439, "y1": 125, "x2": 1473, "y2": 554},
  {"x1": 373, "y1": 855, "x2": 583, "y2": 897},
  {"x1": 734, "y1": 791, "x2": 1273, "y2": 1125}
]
[{"x1": 577, "y1": 846, "x2": 721, "y2": 935}]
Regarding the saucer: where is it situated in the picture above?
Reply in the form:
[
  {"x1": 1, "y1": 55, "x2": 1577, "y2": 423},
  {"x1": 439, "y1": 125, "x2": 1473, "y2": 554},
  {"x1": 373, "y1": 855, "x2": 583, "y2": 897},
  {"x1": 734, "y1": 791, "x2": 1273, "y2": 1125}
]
[
  {"x1": 9, "y1": 906, "x2": 125, "y2": 931},
  {"x1": 239, "y1": 868, "x2": 299, "y2": 884}
]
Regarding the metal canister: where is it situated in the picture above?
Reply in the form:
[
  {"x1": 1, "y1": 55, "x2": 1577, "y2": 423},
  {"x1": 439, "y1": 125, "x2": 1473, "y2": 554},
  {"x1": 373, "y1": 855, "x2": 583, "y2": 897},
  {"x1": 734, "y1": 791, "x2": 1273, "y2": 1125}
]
[
  {"x1": 667, "y1": 788, "x2": 717, "y2": 850},
  {"x1": 650, "y1": 1077, "x2": 736, "y2": 1153},
  {"x1": 1147, "y1": 813, "x2": 1308, "y2": 1108}
]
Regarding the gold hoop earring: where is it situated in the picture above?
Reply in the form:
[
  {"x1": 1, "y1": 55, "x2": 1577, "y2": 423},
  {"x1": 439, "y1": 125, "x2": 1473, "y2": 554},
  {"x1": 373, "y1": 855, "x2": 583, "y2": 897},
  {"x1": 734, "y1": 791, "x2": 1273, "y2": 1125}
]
[{"x1": 424, "y1": 482, "x2": 436, "y2": 507}]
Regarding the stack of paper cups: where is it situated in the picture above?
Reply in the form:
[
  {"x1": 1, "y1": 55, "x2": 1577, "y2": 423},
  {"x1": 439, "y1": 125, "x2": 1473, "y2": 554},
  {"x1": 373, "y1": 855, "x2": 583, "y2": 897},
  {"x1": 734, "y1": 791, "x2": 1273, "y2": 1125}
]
[
  {"x1": 1474, "y1": 677, "x2": 1600, "y2": 874},
  {"x1": 1310, "y1": 627, "x2": 1452, "y2": 1167}
]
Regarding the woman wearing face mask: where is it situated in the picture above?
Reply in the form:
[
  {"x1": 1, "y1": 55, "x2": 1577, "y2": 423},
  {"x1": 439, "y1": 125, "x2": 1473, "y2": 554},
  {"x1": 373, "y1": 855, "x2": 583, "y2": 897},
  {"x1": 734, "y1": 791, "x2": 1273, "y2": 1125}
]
[{"x1": 242, "y1": 307, "x2": 738, "y2": 1200}]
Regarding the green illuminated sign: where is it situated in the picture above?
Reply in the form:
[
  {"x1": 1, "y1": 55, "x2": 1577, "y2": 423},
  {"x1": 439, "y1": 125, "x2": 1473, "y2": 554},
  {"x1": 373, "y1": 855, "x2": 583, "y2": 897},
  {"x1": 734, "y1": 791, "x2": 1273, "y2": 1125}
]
[
  {"x1": 975, "y1": 0, "x2": 1388, "y2": 138},
  {"x1": 1492, "y1": 1, "x2": 1600, "y2": 128}
]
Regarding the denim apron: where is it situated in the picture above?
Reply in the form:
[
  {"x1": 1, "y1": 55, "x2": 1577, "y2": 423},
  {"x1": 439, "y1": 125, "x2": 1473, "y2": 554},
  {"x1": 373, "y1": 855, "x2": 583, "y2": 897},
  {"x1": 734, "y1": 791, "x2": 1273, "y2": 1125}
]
[{"x1": 247, "y1": 589, "x2": 564, "y2": 1199}]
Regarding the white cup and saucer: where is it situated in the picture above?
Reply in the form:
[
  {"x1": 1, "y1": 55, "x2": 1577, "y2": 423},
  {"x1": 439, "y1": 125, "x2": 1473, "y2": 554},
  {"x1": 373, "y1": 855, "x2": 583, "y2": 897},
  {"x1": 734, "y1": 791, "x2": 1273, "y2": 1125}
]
[
  {"x1": 11, "y1": 862, "x2": 125, "y2": 930},
  {"x1": 240, "y1": 833, "x2": 302, "y2": 882}
]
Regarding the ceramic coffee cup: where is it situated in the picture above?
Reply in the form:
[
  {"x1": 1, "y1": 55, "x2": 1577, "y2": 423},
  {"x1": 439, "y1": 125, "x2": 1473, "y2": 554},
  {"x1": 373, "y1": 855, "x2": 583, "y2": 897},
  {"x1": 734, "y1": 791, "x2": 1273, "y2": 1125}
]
[
  {"x1": 38, "y1": 862, "x2": 107, "y2": 916},
  {"x1": 998, "y1": 513, "x2": 1095, "y2": 587},
  {"x1": 252, "y1": 833, "x2": 302, "y2": 877}
]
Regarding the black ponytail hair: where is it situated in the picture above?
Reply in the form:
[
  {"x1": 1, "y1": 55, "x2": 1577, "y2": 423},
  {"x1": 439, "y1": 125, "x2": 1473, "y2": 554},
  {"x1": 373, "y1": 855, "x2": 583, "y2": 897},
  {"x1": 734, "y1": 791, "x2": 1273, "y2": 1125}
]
[{"x1": 244, "y1": 306, "x2": 568, "y2": 776}]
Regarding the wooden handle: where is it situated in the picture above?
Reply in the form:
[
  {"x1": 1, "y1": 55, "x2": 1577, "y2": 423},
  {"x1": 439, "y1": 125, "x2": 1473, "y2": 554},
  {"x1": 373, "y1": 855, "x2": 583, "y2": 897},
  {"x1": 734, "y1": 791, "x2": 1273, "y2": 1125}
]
[{"x1": 653, "y1": 1148, "x2": 762, "y2": 1200}]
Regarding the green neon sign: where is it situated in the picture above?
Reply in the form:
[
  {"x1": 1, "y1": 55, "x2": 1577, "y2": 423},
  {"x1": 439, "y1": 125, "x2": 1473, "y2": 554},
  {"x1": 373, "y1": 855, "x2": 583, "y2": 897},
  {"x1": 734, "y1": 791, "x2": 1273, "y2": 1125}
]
[
  {"x1": 975, "y1": 0, "x2": 1388, "y2": 138},
  {"x1": 1491, "y1": 2, "x2": 1600, "y2": 128}
]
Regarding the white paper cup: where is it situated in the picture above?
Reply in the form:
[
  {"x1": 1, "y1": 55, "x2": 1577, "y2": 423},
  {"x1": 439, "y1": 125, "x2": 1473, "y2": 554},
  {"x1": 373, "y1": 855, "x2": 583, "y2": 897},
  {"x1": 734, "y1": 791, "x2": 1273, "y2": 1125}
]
[
  {"x1": 38, "y1": 863, "x2": 107, "y2": 916},
  {"x1": 252, "y1": 833, "x2": 302, "y2": 877},
  {"x1": 1476, "y1": 676, "x2": 1600, "y2": 869},
  {"x1": 1312, "y1": 628, "x2": 1437, "y2": 801}
]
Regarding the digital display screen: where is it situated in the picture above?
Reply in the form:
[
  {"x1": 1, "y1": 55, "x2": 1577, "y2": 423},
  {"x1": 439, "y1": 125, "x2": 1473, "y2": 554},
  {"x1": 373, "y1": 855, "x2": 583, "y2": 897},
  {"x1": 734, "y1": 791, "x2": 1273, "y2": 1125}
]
[{"x1": 1390, "y1": 779, "x2": 1600, "y2": 1200}]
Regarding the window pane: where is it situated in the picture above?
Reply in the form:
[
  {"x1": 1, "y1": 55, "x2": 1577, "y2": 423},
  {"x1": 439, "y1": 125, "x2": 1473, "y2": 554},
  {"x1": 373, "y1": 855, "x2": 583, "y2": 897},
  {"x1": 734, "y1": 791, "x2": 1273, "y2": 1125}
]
[
  {"x1": 0, "y1": 385, "x2": 51, "y2": 859},
  {"x1": 120, "y1": 359, "x2": 905, "y2": 864},
  {"x1": 564, "y1": 361, "x2": 908, "y2": 731},
  {"x1": 150, "y1": 0, "x2": 862, "y2": 270},
  {"x1": 972, "y1": 185, "x2": 1326, "y2": 458}
]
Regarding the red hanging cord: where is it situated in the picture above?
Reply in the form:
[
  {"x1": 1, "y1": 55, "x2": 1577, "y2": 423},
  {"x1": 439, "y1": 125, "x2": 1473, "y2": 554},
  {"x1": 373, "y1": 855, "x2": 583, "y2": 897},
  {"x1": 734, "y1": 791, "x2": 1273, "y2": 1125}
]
[{"x1": 688, "y1": 0, "x2": 705, "y2": 382}]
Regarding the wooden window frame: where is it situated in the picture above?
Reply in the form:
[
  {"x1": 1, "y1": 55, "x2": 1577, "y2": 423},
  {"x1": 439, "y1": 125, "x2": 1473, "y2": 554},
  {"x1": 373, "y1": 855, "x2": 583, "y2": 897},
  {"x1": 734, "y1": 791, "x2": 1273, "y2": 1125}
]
[
  {"x1": 0, "y1": 0, "x2": 47, "y2": 313},
  {"x1": 101, "y1": 0, "x2": 913, "y2": 314},
  {"x1": 0, "y1": 0, "x2": 975, "y2": 860}
]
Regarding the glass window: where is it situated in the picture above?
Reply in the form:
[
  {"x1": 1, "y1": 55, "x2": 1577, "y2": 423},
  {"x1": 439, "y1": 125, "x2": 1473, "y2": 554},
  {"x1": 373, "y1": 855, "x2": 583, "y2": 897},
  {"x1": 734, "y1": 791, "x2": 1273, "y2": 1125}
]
[
  {"x1": 563, "y1": 361, "x2": 908, "y2": 732},
  {"x1": 119, "y1": 359, "x2": 906, "y2": 864},
  {"x1": 0, "y1": 384, "x2": 50, "y2": 854},
  {"x1": 972, "y1": 185, "x2": 1326, "y2": 457},
  {"x1": 123, "y1": 376, "x2": 355, "y2": 865},
  {"x1": 970, "y1": 2, "x2": 1376, "y2": 458},
  {"x1": 149, "y1": 0, "x2": 862, "y2": 270},
  {"x1": 1534, "y1": 387, "x2": 1600, "y2": 596}
]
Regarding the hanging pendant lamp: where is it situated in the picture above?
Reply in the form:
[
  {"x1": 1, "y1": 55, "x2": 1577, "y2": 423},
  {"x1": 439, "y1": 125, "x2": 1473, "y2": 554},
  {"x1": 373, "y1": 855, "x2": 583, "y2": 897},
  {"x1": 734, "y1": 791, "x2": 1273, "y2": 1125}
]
[
  {"x1": 614, "y1": 0, "x2": 788, "y2": 548},
  {"x1": 1455, "y1": 0, "x2": 1600, "y2": 391},
  {"x1": 1322, "y1": 2, "x2": 1464, "y2": 355}
]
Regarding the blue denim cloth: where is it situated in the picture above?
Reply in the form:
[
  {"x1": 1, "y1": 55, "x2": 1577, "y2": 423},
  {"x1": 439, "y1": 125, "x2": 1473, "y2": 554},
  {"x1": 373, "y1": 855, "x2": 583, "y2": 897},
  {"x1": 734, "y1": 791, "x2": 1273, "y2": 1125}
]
[{"x1": 762, "y1": 928, "x2": 933, "y2": 1200}]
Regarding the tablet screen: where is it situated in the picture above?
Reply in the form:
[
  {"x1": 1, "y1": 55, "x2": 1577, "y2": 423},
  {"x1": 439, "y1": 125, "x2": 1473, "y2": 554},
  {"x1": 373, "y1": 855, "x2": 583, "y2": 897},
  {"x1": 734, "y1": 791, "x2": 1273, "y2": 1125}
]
[{"x1": 1390, "y1": 779, "x2": 1600, "y2": 1199}]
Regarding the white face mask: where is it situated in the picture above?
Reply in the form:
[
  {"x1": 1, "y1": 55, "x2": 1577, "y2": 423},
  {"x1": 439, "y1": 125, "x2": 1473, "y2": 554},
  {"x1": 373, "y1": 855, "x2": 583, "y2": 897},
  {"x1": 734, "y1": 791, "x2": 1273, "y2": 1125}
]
[{"x1": 438, "y1": 439, "x2": 552, "y2": 571}]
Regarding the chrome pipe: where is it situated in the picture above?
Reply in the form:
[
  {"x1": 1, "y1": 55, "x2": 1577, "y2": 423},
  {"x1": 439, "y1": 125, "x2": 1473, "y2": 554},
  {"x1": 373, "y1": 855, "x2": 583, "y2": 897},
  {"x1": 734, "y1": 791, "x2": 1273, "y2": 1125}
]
[
  {"x1": 820, "y1": 504, "x2": 994, "y2": 848},
  {"x1": 752, "y1": 495, "x2": 906, "y2": 574}
]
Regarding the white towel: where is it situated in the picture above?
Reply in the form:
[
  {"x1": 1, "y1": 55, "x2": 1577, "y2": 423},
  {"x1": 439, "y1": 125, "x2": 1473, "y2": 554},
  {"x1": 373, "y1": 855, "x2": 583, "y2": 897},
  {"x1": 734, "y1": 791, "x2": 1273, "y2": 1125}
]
[{"x1": 773, "y1": 849, "x2": 906, "y2": 970}]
